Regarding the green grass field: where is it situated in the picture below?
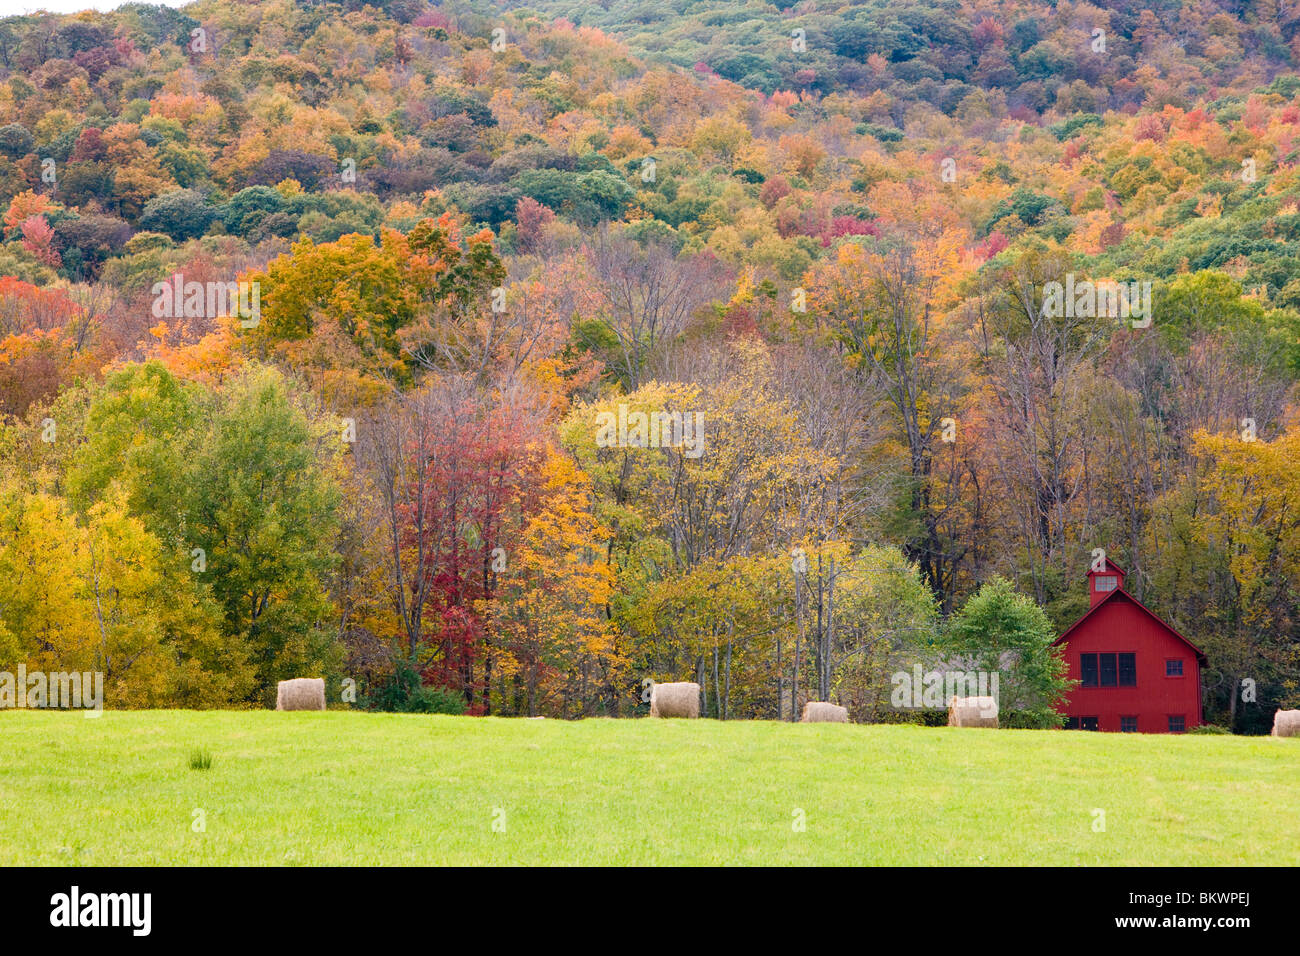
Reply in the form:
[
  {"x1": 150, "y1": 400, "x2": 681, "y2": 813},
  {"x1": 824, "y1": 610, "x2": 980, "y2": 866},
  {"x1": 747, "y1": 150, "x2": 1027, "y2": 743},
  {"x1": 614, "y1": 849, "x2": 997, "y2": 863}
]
[{"x1": 1, "y1": 711, "x2": 1295, "y2": 865}]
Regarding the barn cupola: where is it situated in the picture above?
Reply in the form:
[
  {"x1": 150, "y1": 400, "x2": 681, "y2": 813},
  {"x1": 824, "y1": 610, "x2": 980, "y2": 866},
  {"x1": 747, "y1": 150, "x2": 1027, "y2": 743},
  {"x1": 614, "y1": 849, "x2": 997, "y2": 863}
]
[{"x1": 1087, "y1": 557, "x2": 1126, "y2": 607}]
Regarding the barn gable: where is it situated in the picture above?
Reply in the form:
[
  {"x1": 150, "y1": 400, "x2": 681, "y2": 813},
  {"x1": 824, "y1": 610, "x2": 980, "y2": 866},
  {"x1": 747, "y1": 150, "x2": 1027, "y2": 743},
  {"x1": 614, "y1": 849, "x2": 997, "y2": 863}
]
[{"x1": 1053, "y1": 587, "x2": 1207, "y2": 664}]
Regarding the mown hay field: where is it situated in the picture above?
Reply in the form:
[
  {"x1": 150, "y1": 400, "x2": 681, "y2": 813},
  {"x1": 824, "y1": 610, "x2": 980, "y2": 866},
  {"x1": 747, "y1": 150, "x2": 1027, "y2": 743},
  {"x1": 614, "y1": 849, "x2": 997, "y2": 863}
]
[{"x1": 1, "y1": 711, "x2": 1295, "y2": 865}]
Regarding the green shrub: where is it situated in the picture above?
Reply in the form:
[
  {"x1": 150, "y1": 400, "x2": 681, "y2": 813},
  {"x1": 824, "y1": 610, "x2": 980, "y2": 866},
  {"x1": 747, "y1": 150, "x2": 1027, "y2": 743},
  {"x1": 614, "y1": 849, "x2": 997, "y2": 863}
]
[
  {"x1": 362, "y1": 663, "x2": 466, "y2": 715},
  {"x1": 402, "y1": 685, "x2": 467, "y2": 715},
  {"x1": 856, "y1": 123, "x2": 903, "y2": 143},
  {"x1": 123, "y1": 231, "x2": 173, "y2": 255}
]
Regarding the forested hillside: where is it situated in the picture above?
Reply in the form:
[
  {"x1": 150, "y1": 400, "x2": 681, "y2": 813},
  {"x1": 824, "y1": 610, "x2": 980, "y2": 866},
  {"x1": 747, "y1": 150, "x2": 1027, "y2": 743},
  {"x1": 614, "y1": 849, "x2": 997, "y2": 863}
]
[{"x1": 0, "y1": 0, "x2": 1297, "y2": 730}]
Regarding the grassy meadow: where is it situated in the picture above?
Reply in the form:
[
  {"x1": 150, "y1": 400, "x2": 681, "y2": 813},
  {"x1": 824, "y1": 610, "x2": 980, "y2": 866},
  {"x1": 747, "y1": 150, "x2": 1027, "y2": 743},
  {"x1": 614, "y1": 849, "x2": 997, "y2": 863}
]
[{"x1": 1, "y1": 711, "x2": 1295, "y2": 866}]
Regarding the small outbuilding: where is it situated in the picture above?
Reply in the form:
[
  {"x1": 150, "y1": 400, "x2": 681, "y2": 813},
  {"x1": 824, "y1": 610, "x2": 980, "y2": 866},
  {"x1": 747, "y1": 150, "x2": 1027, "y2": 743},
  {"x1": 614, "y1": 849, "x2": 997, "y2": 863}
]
[{"x1": 1052, "y1": 559, "x2": 1205, "y2": 734}]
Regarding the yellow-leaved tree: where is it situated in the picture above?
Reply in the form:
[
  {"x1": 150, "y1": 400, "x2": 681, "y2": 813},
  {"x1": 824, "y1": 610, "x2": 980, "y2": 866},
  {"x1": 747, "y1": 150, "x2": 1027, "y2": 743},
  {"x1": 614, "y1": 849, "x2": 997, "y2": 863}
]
[
  {"x1": 0, "y1": 485, "x2": 248, "y2": 708},
  {"x1": 488, "y1": 448, "x2": 624, "y2": 717}
]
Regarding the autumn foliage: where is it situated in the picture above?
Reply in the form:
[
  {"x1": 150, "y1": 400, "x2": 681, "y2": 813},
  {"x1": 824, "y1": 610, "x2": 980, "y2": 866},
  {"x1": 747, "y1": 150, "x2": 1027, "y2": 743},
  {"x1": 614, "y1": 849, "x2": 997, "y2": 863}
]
[{"x1": 1, "y1": 0, "x2": 1299, "y2": 726}]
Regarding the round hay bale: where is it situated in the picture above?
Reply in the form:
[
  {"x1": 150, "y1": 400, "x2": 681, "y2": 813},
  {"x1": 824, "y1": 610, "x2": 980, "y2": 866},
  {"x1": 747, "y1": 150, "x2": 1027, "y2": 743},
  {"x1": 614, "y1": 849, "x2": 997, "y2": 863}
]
[
  {"x1": 276, "y1": 677, "x2": 326, "y2": 711},
  {"x1": 1272, "y1": 709, "x2": 1300, "y2": 738},
  {"x1": 947, "y1": 695, "x2": 998, "y2": 728},
  {"x1": 649, "y1": 681, "x2": 700, "y2": 718},
  {"x1": 801, "y1": 701, "x2": 848, "y2": 723}
]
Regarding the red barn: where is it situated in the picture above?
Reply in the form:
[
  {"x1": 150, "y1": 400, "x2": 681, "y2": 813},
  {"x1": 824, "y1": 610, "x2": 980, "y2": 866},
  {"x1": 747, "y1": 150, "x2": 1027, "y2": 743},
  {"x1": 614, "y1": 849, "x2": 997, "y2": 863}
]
[{"x1": 1052, "y1": 559, "x2": 1205, "y2": 733}]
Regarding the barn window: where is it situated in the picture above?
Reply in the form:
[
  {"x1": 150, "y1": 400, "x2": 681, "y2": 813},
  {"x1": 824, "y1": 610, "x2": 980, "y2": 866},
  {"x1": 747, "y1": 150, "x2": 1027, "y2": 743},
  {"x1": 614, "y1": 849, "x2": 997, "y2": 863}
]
[
  {"x1": 1099, "y1": 653, "x2": 1118, "y2": 687},
  {"x1": 1121, "y1": 716, "x2": 1138, "y2": 733},
  {"x1": 1165, "y1": 659, "x2": 1184, "y2": 677},
  {"x1": 1080, "y1": 654, "x2": 1098, "y2": 687},
  {"x1": 1064, "y1": 717, "x2": 1079, "y2": 730},
  {"x1": 1168, "y1": 715, "x2": 1185, "y2": 733},
  {"x1": 1080, "y1": 716, "x2": 1099, "y2": 731},
  {"x1": 1095, "y1": 575, "x2": 1118, "y2": 592},
  {"x1": 1118, "y1": 653, "x2": 1136, "y2": 686}
]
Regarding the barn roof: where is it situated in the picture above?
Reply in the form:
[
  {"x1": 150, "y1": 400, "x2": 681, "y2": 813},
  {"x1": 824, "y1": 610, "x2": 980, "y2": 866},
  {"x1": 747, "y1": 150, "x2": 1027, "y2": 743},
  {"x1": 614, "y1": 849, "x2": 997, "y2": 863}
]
[{"x1": 1053, "y1": 587, "x2": 1207, "y2": 664}]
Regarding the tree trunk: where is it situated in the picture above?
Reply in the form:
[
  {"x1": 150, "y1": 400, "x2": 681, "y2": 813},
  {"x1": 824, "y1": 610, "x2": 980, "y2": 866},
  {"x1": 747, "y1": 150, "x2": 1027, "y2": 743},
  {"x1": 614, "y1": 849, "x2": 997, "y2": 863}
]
[
  {"x1": 792, "y1": 572, "x2": 803, "y2": 721},
  {"x1": 775, "y1": 618, "x2": 784, "y2": 720},
  {"x1": 1228, "y1": 672, "x2": 1238, "y2": 731},
  {"x1": 712, "y1": 640, "x2": 721, "y2": 719},
  {"x1": 822, "y1": 558, "x2": 835, "y2": 702},
  {"x1": 815, "y1": 557, "x2": 824, "y2": 701},
  {"x1": 723, "y1": 633, "x2": 733, "y2": 721},
  {"x1": 696, "y1": 656, "x2": 706, "y2": 718}
]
